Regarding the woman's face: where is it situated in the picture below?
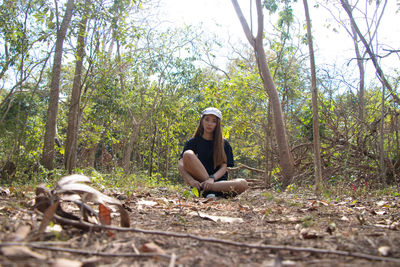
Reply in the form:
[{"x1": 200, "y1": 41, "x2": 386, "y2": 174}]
[{"x1": 202, "y1": 114, "x2": 218, "y2": 134}]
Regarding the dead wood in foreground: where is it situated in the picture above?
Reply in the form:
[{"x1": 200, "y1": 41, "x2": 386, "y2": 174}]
[{"x1": 5, "y1": 211, "x2": 396, "y2": 264}]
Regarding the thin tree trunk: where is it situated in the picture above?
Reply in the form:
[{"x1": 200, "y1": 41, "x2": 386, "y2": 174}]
[
  {"x1": 157, "y1": 130, "x2": 161, "y2": 177},
  {"x1": 263, "y1": 111, "x2": 272, "y2": 186},
  {"x1": 303, "y1": 0, "x2": 323, "y2": 191},
  {"x1": 41, "y1": 0, "x2": 75, "y2": 169},
  {"x1": 396, "y1": 115, "x2": 400, "y2": 185},
  {"x1": 148, "y1": 123, "x2": 156, "y2": 177},
  {"x1": 350, "y1": 22, "x2": 366, "y2": 152},
  {"x1": 231, "y1": 0, "x2": 294, "y2": 187},
  {"x1": 122, "y1": 122, "x2": 140, "y2": 173},
  {"x1": 351, "y1": 24, "x2": 365, "y2": 124},
  {"x1": 110, "y1": 2, "x2": 143, "y2": 174},
  {"x1": 115, "y1": 36, "x2": 141, "y2": 173},
  {"x1": 380, "y1": 82, "x2": 386, "y2": 186},
  {"x1": 165, "y1": 119, "x2": 172, "y2": 180},
  {"x1": 65, "y1": 1, "x2": 89, "y2": 173}
]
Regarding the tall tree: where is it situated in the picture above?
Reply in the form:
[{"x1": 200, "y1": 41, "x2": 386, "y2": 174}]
[
  {"x1": 350, "y1": 23, "x2": 365, "y2": 124},
  {"x1": 322, "y1": 0, "x2": 386, "y2": 136},
  {"x1": 65, "y1": 0, "x2": 89, "y2": 173},
  {"x1": 0, "y1": 1, "x2": 53, "y2": 125},
  {"x1": 41, "y1": 0, "x2": 75, "y2": 170},
  {"x1": 340, "y1": 0, "x2": 396, "y2": 184},
  {"x1": 303, "y1": 0, "x2": 323, "y2": 190},
  {"x1": 231, "y1": 0, "x2": 294, "y2": 187},
  {"x1": 340, "y1": 0, "x2": 399, "y2": 105}
]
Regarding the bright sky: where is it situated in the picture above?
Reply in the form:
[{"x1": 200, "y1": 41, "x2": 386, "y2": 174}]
[{"x1": 159, "y1": 0, "x2": 399, "y2": 82}]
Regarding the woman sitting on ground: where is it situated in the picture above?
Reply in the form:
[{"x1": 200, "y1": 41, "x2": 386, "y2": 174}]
[{"x1": 178, "y1": 107, "x2": 248, "y2": 198}]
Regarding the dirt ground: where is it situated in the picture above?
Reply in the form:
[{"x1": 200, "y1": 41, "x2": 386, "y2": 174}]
[{"x1": 1, "y1": 182, "x2": 400, "y2": 267}]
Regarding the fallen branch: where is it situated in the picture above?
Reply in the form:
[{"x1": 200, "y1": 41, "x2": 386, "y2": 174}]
[
  {"x1": 228, "y1": 164, "x2": 265, "y2": 174},
  {"x1": 38, "y1": 213, "x2": 400, "y2": 264},
  {"x1": 0, "y1": 242, "x2": 171, "y2": 260}
]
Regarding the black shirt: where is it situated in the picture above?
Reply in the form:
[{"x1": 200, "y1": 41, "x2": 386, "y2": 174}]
[{"x1": 180, "y1": 136, "x2": 234, "y2": 179}]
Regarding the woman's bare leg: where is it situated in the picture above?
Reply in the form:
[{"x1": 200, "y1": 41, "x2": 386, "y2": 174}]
[
  {"x1": 179, "y1": 150, "x2": 248, "y2": 196},
  {"x1": 178, "y1": 159, "x2": 201, "y2": 190},
  {"x1": 181, "y1": 150, "x2": 209, "y2": 182},
  {"x1": 207, "y1": 179, "x2": 248, "y2": 196}
]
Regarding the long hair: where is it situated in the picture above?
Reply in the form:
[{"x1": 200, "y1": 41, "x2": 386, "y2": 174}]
[{"x1": 194, "y1": 116, "x2": 227, "y2": 168}]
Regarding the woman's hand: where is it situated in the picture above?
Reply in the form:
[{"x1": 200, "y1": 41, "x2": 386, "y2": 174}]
[
  {"x1": 189, "y1": 179, "x2": 202, "y2": 191},
  {"x1": 200, "y1": 178, "x2": 214, "y2": 191}
]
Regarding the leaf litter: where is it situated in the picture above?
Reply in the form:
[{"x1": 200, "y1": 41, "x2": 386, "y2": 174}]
[{"x1": 0, "y1": 175, "x2": 399, "y2": 266}]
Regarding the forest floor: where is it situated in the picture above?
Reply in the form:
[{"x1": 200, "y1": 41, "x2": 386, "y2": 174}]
[{"x1": 0, "y1": 179, "x2": 400, "y2": 267}]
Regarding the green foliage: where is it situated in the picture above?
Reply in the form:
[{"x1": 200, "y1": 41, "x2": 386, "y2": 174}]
[
  {"x1": 261, "y1": 191, "x2": 275, "y2": 201},
  {"x1": 296, "y1": 100, "x2": 326, "y2": 141},
  {"x1": 182, "y1": 187, "x2": 199, "y2": 201},
  {"x1": 301, "y1": 215, "x2": 314, "y2": 228},
  {"x1": 0, "y1": 0, "x2": 398, "y2": 194},
  {"x1": 263, "y1": 0, "x2": 279, "y2": 13},
  {"x1": 286, "y1": 183, "x2": 297, "y2": 192}
]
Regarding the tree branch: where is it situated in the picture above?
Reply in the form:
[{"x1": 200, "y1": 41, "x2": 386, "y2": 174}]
[
  {"x1": 231, "y1": 0, "x2": 255, "y2": 47},
  {"x1": 228, "y1": 164, "x2": 265, "y2": 174},
  {"x1": 37, "y1": 213, "x2": 400, "y2": 264},
  {"x1": 340, "y1": 0, "x2": 400, "y2": 105},
  {"x1": 255, "y1": 0, "x2": 263, "y2": 41},
  {"x1": 0, "y1": 242, "x2": 171, "y2": 260}
]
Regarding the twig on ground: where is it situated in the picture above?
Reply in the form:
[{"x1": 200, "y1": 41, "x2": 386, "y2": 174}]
[{"x1": 0, "y1": 242, "x2": 171, "y2": 260}]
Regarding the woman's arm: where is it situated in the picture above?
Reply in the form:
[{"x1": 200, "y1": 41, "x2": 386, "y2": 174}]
[
  {"x1": 201, "y1": 163, "x2": 228, "y2": 191},
  {"x1": 211, "y1": 163, "x2": 227, "y2": 181}
]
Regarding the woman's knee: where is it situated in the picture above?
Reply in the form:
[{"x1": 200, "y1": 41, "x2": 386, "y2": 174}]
[
  {"x1": 182, "y1": 150, "x2": 197, "y2": 166},
  {"x1": 236, "y1": 179, "x2": 249, "y2": 193},
  {"x1": 182, "y1": 150, "x2": 195, "y2": 160},
  {"x1": 241, "y1": 178, "x2": 249, "y2": 189}
]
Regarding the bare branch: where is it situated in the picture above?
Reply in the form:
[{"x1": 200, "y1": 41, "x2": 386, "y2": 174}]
[
  {"x1": 231, "y1": 0, "x2": 255, "y2": 47},
  {"x1": 228, "y1": 164, "x2": 265, "y2": 174},
  {"x1": 340, "y1": 0, "x2": 400, "y2": 105},
  {"x1": 0, "y1": 242, "x2": 171, "y2": 260},
  {"x1": 255, "y1": 0, "x2": 263, "y2": 42},
  {"x1": 25, "y1": 213, "x2": 400, "y2": 264}
]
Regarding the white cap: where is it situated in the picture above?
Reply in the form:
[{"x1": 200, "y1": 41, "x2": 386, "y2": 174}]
[{"x1": 201, "y1": 107, "x2": 222, "y2": 120}]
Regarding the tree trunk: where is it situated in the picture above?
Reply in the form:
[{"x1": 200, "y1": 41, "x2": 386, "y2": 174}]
[
  {"x1": 41, "y1": 0, "x2": 75, "y2": 170},
  {"x1": 263, "y1": 109, "x2": 272, "y2": 186},
  {"x1": 65, "y1": 1, "x2": 89, "y2": 173},
  {"x1": 148, "y1": 123, "x2": 156, "y2": 177},
  {"x1": 231, "y1": 0, "x2": 294, "y2": 187},
  {"x1": 380, "y1": 82, "x2": 386, "y2": 185},
  {"x1": 303, "y1": 0, "x2": 323, "y2": 191},
  {"x1": 350, "y1": 24, "x2": 365, "y2": 124},
  {"x1": 164, "y1": 119, "x2": 171, "y2": 180},
  {"x1": 115, "y1": 36, "x2": 141, "y2": 173},
  {"x1": 122, "y1": 122, "x2": 140, "y2": 173}
]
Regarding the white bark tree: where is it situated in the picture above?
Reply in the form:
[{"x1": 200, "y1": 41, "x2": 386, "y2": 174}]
[{"x1": 231, "y1": 0, "x2": 295, "y2": 187}]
